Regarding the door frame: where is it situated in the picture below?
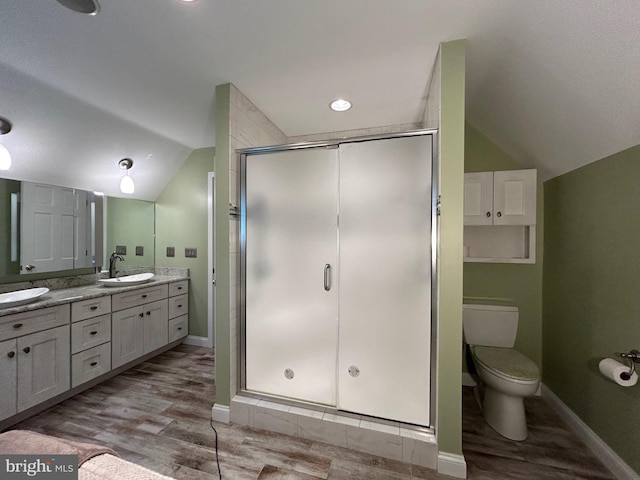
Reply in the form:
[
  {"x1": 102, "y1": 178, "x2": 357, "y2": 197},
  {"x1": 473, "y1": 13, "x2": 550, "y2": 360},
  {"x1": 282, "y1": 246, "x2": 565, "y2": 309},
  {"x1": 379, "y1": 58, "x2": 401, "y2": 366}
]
[{"x1": 237, "y1": 129, "x2": 439, "y2": 425}]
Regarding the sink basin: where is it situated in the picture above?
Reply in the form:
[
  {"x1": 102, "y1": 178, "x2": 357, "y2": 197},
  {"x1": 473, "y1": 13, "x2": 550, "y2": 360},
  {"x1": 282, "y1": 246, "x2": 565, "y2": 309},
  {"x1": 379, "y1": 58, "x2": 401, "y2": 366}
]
[
  {"x1": 0, "y1": 287, "x2": 50, "y2": 309},
  {"x1": 99, "y1": 273, "x2": 155, "y2": 287}
]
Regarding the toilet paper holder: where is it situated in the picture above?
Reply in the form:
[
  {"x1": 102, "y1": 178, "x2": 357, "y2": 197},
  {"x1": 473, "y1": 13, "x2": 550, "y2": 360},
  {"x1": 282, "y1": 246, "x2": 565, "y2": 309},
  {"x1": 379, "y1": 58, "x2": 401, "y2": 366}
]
[{"x1": 618, "y1": 349, "x2": 640, "y2": 380}]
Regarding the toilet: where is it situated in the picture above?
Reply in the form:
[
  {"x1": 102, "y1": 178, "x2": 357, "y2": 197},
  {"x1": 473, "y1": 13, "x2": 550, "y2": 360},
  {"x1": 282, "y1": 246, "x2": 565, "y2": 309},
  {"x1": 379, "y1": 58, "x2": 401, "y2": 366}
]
[{"x1": 463, "y1": 304, "x2": 540, "y2": 441}]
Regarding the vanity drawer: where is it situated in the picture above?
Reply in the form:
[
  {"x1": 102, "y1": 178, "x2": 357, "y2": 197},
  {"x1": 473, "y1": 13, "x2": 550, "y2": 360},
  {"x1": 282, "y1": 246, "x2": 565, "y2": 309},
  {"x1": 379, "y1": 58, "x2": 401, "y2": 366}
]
[
  {"x1": 111, "y1": 284, "x2": 168, "y2": 311},
  {"x1": 169, "y1": 280, "x2": 188, "y2": 297},
  {"x1": 71, "y1": 314, "x2": 111, "y2": 354},
  {"x1": 168, "y1": 294, "x2": 188, "y2": 320},
  {"x1": 0, "y1": 305, "x2": 69, "y2": 342},
  {"x1": 168, "y1": 315, "x2": 188, "y2": 342},
  {"x1": 71, "y1": 296, "x2": 111, "y2": 323},
  {"x1": 71, "y1": 343, "x2": 111, "y2": 388}
]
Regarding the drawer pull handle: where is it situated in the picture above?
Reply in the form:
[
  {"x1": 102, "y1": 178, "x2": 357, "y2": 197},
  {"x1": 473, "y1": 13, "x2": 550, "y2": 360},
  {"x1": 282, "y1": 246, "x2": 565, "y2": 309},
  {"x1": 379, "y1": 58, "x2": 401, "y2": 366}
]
[
  {"x1": 90, "y1": 331, "x2": 98, "y2": 336},
  {"x1": 90, "y1": 306, "x2": 98, "y2": 311},
  {"x1": 141, "y1": 294, "x2": 148, "y2": 299},
  {"x1": 177, "y1": 327, "x2": 182, "y2": 331},
  {"x1": 177, "y1": 304, "x2": 183, "y2": 308},
  {"x1": 177, "y1": 286, "x2": 183, "y2": 290},
  {"x1": 90, "y1": 361, "x2": 98, "y2": 367},
  {"x1": 7, "y1": 351, "x2": 15, "y2": 359},
  {"x1": 13, "y1": 323, "x2": 23, "y2": 329},
  {"x1": 23, "y1": 347, "x2": 30, "y2": 354}
]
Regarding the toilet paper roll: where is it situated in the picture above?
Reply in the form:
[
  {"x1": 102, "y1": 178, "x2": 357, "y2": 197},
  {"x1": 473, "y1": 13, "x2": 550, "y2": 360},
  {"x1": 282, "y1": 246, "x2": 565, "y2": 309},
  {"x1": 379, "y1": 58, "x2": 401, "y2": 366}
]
[{"x1": 598, "y1": 358, "x2": 638, "y2": 387}]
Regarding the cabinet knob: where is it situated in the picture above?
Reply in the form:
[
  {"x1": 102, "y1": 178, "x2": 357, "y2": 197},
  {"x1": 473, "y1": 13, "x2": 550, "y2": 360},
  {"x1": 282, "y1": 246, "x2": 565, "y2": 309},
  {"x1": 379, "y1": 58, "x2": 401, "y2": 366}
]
[
  {"x1": 23, "y1": 347, "x2": 30, "y2": 354},
  {"x1": 90, "y1": 331, "x2": 98, "y2": 336},
  {"x1": 146, "y1": 311, "x2": 151, "y2": 316},
  {"x1": 496, "y1": 211, "x2": 502, "y2": 217},
  {"x1": 486, "y1": 212, "x2": 491, "y2": 217},
  {"x1": 7, "y1": 351, "x2": 15, "y2": 359},
  {"x1": 139, "y1": 313, "x2": 144, "y2": 318},
  {"x1": 13, "y1": 323, "x2": 23, "y2": 329}
]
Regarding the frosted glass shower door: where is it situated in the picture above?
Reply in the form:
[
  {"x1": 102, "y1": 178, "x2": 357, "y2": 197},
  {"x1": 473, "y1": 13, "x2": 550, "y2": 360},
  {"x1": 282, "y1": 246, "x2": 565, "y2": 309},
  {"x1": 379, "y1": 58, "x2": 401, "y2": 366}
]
[
  {"x1": 338, "y1": 136, "x2": 432, "y2": 426},
  {"x1": 245, "y1": 147, "x2": 339, "y2": 405}
]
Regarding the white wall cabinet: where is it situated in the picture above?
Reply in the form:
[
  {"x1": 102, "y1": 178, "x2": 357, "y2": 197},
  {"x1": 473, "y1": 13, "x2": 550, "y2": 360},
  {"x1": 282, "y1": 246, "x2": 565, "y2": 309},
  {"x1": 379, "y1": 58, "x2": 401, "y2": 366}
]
[{"x1": 464, "y1": 169, "x2": 537, "y2": 263}]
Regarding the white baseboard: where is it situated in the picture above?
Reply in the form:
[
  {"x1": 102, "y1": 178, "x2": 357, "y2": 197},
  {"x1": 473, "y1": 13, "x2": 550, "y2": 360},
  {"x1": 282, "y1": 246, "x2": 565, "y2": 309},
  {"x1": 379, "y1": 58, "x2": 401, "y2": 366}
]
[
  {"x1": 437, "y1": 451, "x2": 467, "y2": 479},
  {"x1": 542, "y1": 384, "x2": 639, "y2": 480},
  {"x1": 183, "y1": 335, "x2": 212, "y2": 348},
  {"x1": 211, "y1": 404, "x2": 230, "y2": 424}
]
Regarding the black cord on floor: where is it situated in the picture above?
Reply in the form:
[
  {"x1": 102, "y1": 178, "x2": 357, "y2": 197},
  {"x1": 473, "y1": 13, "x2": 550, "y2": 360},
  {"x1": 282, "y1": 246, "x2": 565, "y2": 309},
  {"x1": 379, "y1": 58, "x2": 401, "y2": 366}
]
[{"x1": 209, "y1": 416, "x2": 222, "y2": 480}]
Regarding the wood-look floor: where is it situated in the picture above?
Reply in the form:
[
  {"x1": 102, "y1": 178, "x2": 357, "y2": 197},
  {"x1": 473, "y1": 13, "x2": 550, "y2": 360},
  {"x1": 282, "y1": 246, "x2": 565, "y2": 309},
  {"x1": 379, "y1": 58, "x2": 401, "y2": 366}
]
[{"x1": 10, "y1": 345, "x2": 616, "y2": 479}]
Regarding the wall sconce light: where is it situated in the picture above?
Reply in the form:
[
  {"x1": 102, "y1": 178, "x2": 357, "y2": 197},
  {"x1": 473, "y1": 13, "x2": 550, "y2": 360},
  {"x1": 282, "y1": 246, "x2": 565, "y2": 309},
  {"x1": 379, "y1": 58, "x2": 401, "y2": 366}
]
[
  {"x1": 118, "y1": 158, "x2": 135, "y2": 194},
  {"x1": 0, "y1": 117, "x2": 13, "y2": 171}
]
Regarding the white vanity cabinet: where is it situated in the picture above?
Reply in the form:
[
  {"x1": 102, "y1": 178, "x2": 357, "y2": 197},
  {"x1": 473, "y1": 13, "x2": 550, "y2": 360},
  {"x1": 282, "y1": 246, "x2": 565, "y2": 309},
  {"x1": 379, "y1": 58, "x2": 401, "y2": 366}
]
[
  {"x1": 70, "y1": 296, "x2": 112, "y2": 388},
  {"x1": 464, "y1": 169, "x2": 537, "y2": 263},
  {"x1": 0, "y1": 305, "x2": 70, "y2": 420},
  {"x1": 111, "y1": 284, "x2": 169, "y2": 368},
  {"x1": 168, "y1": 280, "x2": 188, "y2": 342}
]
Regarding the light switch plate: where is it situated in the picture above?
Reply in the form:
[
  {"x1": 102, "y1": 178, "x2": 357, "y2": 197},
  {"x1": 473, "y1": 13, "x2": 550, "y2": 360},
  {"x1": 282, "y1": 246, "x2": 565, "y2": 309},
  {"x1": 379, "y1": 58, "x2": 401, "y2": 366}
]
[
  {"x1": 185, "y1": 247, "x2": 197, "y2": 258},
  {"x1": 135, "y1": 246, "x2": 144, "y2": 256},
  {"x1": 115, "y1": 245, "x2": 127, "y2": 255},
  {"x1": 166, "y1": 247, "x2": 175, "y2": 257}
]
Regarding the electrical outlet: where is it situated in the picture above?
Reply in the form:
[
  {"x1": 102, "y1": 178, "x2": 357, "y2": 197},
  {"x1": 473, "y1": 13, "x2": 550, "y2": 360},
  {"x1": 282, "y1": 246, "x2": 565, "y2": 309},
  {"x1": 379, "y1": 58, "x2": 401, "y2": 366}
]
[
  {"x1": 135, "y1": 246, "x2": 144, "y2": 256},
  {"x1": 115, "y1": 245, "x2": 127, "y2": 255},
  {"x1": 166, "y1": 247, "x2": 175, "y2": 258},
  {"x1": 185, "y1": 247, "x2": 197, "y2": 258}
]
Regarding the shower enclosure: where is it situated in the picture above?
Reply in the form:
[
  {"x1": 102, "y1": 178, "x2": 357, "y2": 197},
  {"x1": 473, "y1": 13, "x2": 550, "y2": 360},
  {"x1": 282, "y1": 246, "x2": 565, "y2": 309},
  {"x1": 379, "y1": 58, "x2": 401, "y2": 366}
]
[{"x1": 240, "y1": 131, "x2": 436, "y2": 427}]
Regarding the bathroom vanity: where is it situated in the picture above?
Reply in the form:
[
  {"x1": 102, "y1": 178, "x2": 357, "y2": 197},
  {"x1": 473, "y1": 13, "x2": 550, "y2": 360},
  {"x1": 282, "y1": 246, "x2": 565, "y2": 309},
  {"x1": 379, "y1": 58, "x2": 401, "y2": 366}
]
[{"x1": 0, "y1": 273, "x2": 189, "y2": 429}]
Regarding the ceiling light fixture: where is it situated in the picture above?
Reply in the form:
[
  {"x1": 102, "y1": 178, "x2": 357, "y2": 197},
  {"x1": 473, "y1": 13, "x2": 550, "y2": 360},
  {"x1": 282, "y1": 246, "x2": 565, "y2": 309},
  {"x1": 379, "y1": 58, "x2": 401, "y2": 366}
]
[
  {"x1": 0, "y1": 117, "x2": 13, "y2": 171},
  {"x1": 118, "y1": 158, "x2": 135, "y2": 194},
  {"x1": 55, "y1": 0, "x2": 100, "y2": 15},
  {"x1": 330, "y1": 98, "x2": 352, "y2": 112}
]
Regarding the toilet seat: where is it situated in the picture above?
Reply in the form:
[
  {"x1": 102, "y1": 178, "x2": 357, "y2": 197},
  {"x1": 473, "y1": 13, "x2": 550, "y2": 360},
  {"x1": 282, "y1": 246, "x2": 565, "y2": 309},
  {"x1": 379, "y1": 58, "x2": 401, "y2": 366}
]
[{"x1": 472, "y1": 346, "x2": 540, "y2": 382}]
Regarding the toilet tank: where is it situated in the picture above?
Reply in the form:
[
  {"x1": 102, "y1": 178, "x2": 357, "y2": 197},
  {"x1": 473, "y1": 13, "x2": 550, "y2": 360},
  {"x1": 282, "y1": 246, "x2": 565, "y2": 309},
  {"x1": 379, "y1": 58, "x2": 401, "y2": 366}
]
[{"x1": 463, "y1": 304, "x2": 519, "y2": 348}]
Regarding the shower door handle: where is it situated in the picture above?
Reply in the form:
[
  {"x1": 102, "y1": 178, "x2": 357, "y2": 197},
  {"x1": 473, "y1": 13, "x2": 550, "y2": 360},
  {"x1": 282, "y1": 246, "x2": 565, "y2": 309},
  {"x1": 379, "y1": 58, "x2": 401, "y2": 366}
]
[{"x1": 324, "y1": 264, "x2": 331, "y2": 291}]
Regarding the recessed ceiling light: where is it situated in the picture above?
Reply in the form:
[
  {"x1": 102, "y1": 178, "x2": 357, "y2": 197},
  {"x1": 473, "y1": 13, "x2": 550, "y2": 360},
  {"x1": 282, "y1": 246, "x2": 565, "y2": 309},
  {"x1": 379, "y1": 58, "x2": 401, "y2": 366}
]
[
  {"x1": 56, "y1": 0, "x2": 100, "y2": 15},
  {"x1": 330, "y1": 99, "x2": 352, "y2": 112}
]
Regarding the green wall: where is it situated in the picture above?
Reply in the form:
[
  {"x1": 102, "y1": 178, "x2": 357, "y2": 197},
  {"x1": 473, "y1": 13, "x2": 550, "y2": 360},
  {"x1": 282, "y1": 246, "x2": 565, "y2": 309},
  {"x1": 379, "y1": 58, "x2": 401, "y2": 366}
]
[
  {"x1": 214, "y1": 84, "x2": 231, "y2": 406},
  {"x1": 463, "y1": 124, "x2": 544, "y2": 369},
  {"x1": 156, "y1": 147, "x2": 215, "y2": 338},
  {"x1": 543, "y1": 145, "x2": 640, "y2": 474},
  {"x1": 437, "y1": 39, "x2": 466, "y2": 459},
  {"x1": 106, "y1": 197, "x2": 155, "y2": 267}
]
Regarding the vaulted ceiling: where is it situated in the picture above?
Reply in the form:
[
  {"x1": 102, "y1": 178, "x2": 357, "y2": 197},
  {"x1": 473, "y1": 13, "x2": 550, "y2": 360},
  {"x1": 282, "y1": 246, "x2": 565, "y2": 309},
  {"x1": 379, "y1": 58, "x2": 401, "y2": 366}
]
[{"x1": 1, "y1": 1, "x2": 638, "y2": 200}]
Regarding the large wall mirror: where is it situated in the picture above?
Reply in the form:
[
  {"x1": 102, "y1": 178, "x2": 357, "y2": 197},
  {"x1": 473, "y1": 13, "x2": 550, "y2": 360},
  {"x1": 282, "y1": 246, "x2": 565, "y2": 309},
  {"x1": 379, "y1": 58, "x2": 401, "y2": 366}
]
[{"x1": 0, "y1": 177, "x2": 156, "y2": 282}]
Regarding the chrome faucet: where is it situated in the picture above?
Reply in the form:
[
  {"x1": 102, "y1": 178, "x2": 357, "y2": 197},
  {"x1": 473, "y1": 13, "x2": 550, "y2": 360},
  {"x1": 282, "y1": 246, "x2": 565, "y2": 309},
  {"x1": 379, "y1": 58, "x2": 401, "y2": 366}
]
[{"x1": 109, "y1": 252, "x2": 124, "y2": 278}]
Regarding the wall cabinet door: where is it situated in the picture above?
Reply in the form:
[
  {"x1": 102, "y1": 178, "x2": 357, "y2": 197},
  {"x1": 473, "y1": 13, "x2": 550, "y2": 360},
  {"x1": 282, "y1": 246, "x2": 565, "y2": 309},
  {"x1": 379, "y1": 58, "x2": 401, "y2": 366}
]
[
  {"x1": 464, "y1": 169, "x2": 536, "y2": 226},
  {"x1": 0, "y1": 339, "x2": 17, "y2": 420},
  {"x1": 17, "y1": 325, "x2": 70, "y2": 412},
  {"x1": 111, "y1": 307, "x2": 144, "y2": 368}
]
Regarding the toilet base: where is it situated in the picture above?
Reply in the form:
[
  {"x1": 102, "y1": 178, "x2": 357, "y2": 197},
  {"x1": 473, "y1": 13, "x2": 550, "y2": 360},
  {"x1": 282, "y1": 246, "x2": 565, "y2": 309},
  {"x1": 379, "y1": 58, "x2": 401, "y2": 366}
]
[{"x1": 483, "y1": 387, "x2": 528, "y2": 441}]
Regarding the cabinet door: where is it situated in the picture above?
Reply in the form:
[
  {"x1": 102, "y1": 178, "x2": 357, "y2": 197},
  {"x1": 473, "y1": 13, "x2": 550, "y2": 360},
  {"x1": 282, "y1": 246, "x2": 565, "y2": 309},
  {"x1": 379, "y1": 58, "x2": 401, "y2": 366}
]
[
  {"x1": 464, "y1": 172, "x2": 494, "y2": 225},
  {"x1": 492, "y1": 169, "x2": 537, "y2": 225},
  {"x1": 0, "y1": 339, "x2": 17, "y2": 420},
  {"x1": 143, "y1": 299, "x2": 168, "y2": 354},
  {"x1": 111, "y1": 307, "x2": 144, "y2": 368},
  {"x1": 17, "y1": 325, "x2": 70, "y2": 412}
]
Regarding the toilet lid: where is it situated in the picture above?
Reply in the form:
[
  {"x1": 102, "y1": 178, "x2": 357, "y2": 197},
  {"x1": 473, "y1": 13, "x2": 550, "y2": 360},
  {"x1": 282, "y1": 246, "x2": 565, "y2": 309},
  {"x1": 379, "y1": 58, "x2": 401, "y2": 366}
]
[{"x1": 473, "y1": 346, "x2": 540, "y2": 381}]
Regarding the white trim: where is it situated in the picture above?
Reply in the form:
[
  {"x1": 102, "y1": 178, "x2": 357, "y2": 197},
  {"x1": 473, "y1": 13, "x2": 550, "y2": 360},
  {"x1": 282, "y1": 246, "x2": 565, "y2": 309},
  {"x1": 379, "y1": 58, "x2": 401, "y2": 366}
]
[
  {"x1": 212, "y1": 404, "x2": 230, "y2": 424},
  {"x1": 437, "y1": 451, "x2": 467, "y2": 478},
  {"x1": 206, "y1": 171, "x2": 216, "y2": 349},
  {"x1": 183, "y1": 335, "x2": 210, "y2": 348},
  {"x1": 462, "y1": 372, "x2": 477, "y2": 387},
  {"x1": 542, "y1": 384, "x2": 639, "y2": 480}
]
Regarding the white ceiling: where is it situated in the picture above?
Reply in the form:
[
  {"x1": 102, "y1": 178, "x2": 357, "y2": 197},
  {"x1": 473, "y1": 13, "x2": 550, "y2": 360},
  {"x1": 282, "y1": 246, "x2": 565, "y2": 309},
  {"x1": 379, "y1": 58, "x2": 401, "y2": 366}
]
[{"x1": 1, "y1": 1, "x2": 639, "y2": 200}]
